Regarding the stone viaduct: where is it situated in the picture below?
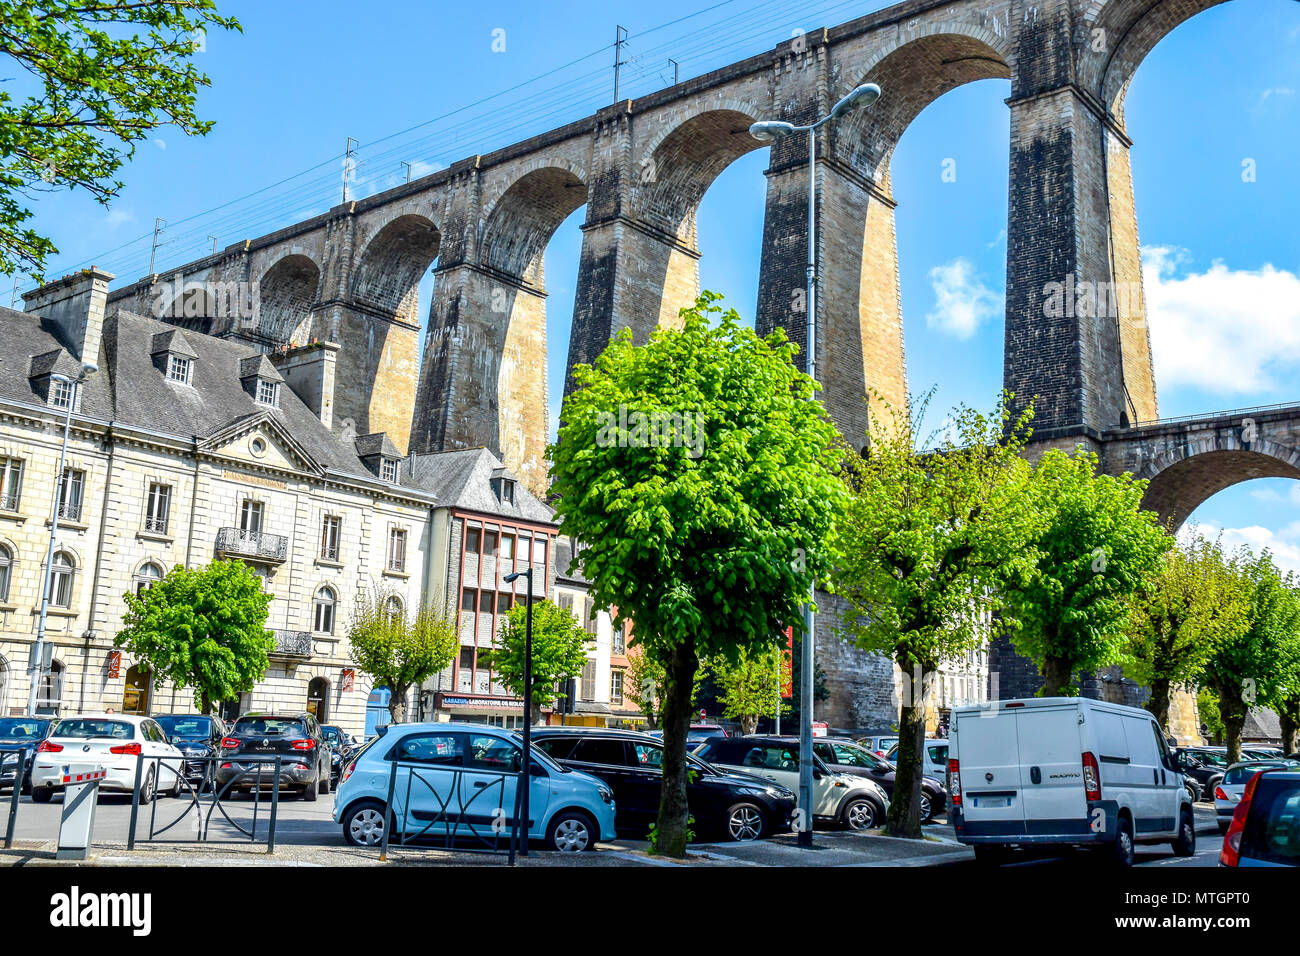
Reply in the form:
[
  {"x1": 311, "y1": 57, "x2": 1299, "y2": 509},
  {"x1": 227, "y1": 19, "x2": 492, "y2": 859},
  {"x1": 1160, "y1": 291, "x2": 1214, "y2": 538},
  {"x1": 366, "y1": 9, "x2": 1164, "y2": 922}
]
[{"x1": 98, "y1": 0, "x2": 1300, "y2": 733}]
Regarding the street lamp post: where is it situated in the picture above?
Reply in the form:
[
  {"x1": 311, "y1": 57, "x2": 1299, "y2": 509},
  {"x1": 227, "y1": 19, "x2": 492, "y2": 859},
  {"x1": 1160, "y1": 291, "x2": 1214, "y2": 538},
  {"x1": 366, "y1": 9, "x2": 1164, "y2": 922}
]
[
  {"x1": 28, "y1": 362, "x2": 98, "y2": 716},
  {"x1": 750, "y1": 82, "x2": 881, "y2": 848},
  {"x1": 503, "y1": 566, "x2": 533, "y2": 857}
]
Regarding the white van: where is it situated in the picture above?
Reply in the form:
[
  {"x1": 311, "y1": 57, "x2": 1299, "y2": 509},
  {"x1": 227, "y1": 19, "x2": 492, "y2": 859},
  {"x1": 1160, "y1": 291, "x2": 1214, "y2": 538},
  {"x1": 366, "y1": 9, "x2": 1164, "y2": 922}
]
[{"x1": 948, "y1": 698, "x2": 1195, "y2": 866}]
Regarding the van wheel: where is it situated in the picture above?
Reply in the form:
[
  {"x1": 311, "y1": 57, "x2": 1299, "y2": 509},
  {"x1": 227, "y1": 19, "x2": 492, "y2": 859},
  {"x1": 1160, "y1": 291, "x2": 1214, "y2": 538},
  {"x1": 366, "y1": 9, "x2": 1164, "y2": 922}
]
[
  {"x1": 1171, "y1": 807, "x2": 1196, "y2": 857},
  {"x1": 1109, "y1": 817, "x2": 1136, "y2": 867}
]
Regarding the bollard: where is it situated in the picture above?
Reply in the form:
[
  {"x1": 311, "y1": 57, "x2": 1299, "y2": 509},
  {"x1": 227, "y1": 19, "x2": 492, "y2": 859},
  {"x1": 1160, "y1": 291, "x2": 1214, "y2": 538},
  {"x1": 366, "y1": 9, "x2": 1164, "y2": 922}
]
[{"x1": 57, "y1": 765, "x2": 106, "y2": 861}]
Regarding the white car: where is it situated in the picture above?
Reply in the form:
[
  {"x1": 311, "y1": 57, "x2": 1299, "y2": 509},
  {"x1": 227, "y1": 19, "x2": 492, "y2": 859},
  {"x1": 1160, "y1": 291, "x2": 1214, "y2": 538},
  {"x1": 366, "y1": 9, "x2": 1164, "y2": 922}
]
[
  {"x1": 30, "y1": 713, "x2": 183, "y2": 803},
  {"x1": 949, "y1": 697, "x2": 1196, "y2": 866},
  {"x1": 1214, "y1": 759, "x2": 1300, "y2": 833}
]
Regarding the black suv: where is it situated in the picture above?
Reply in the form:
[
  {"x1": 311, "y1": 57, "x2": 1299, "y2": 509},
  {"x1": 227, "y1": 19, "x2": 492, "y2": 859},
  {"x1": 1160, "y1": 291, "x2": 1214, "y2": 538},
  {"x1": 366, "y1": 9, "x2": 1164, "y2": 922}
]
[
  {"x1": 1172, "y1": 747, "x2": 1230, "y2": 802},
  {"x1": 811, "y1": 737, "x2": 947, "y2": 821},
  {"x1": 321, "y1": 724, "x2": 356, "y2": 785},
  {"x1": 0, "y1": 717, "x2": 53, "y2": 794},
  {"x1": 215, "y1": 712, "x2": 331, "y2": 801},
  {"x1": 154, "y1": 714, "x2": 227, "y2": 790},
  {"x1": 531, "y1": 728, "x2": 796, "y2": 842}
]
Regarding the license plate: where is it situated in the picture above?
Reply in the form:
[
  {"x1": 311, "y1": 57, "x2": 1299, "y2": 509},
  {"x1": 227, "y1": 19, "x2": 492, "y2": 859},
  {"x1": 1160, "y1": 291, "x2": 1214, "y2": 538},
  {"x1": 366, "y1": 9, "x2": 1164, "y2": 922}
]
[{"x1": 973, "y1": 796, "x2": 1011, "y2": 808}]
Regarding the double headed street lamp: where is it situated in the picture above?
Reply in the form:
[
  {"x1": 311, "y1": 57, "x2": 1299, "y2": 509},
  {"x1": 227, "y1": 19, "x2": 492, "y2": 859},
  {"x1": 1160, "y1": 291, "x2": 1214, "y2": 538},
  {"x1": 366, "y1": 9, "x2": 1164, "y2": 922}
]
[
  {"x1": 28, "y1": 361, "x2": 98, "y2": 716},
  {"x1": 503, "y1": 566, "x2": 533, "y2": 857},
  {"x1": 749, "y1": 81, "x2": 881, "y2": 848}
]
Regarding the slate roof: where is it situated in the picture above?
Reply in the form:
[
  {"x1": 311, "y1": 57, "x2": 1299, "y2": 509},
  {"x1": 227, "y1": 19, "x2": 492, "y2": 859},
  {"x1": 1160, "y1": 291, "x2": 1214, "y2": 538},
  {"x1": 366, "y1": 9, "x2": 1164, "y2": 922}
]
[
  {"x1": 0, "y1": 304, "x2": 426, "y2": 492},
  {"x1": 404, "y1": 447, "x2": 554, "y2": 523},
  {"x1": 239, "y1": 353, "x2": 283, "y2": 382},
  {"x1": 150, "y1": 328, "x2": 197, "y2": 358},
  {"x1": 355, "y1": 432, "x2": 401, "y2": 459}
]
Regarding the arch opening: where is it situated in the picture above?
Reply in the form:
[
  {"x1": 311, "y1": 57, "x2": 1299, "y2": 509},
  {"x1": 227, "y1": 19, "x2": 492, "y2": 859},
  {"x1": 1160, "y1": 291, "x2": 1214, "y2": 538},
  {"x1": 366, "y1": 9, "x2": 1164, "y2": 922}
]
[
  {"x1": 351, "y1": 214, "x2": 441, "y2": 322},
  {"x1": 258, "y1": 254, "x2": 322, "y2": 346}
]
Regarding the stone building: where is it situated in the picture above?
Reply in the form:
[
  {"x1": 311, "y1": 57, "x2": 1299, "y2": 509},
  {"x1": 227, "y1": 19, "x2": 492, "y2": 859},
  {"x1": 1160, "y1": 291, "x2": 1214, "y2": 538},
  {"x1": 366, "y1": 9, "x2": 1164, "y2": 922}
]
[{"x1": 0, "y1": 270, "x2": 434, "y2": 738}]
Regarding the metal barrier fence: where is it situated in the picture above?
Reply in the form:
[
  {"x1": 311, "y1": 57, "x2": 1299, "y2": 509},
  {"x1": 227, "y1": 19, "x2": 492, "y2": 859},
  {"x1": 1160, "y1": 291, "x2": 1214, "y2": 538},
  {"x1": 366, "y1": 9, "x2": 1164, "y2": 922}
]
[
  {"x1": 1, "y1": 748, "x2": 27, "y2": 849},
  {"x1": 378, "y1": 759, "x2": 520, "y2": 865},
  {"x1": 127, "y1": 753, "x2": 285, "y2": 854}
]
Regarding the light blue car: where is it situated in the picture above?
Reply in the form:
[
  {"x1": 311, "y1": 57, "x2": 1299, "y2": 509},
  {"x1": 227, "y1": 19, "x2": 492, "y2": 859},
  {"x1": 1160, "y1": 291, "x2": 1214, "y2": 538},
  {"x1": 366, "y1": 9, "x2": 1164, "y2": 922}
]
[{"x1": 332, "y1": 723, "x2": 617, "y2": 852}]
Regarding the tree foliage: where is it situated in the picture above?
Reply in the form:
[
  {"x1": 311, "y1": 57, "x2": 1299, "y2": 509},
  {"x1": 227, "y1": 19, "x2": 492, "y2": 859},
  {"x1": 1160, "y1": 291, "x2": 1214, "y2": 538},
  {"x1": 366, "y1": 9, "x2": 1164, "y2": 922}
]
[
  {"x1": 837, "y1": 390, "x2": 1043, "y2": 837},
  {"x1": 1201, "y1": 550, "x2": 1300, "y2": 763},
  {"x1": 347, "y1": 587, "x2": 457, "y2": 724},
  {"x1": 115, "y1": 559, "x2": 271, "y2": 713},
  {"x1": 479, "y1": 599, "x2": 591, "y2": 723},
  {"x1": 549, "y1": 291, "x2": 845, "y2": 857},
  {"x1": 1003, "y1": 450, "x2": 1171, "y2": 696},
  {"x1": 0, "y1": 0, "x2": 241, "y2": 279},
  {"x1": 1125, "y1": 533, "x2": 1250, "y2": 728},
  {"x1": 709, "y1": 643, "x2": 789, "y2": 735}
]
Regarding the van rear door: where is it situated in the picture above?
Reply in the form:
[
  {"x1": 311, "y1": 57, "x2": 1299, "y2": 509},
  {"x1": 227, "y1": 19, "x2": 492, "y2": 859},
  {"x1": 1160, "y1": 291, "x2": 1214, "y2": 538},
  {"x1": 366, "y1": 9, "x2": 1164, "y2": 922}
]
[
  {"x1": 954, "y1": 708, "x2": 1024, "y2": 831},
  {"x1": 1015, "y1": 704, "x2": 1087, "y2": 831}
]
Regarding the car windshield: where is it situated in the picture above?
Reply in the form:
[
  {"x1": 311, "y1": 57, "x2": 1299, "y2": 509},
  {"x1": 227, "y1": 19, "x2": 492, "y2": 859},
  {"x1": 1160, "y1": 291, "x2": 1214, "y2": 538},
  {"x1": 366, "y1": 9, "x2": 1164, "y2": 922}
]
[
  {"x1": 687, "y1": 727, "x2": 721, "y2": 739},
  {"x1": 0, "y1": 718, "x2": 49, "y2": 740},
  {"x1": 233, "y1": 717, "x2": 305, "y2": 737},
  {"x1": 52, "y1": 718, "x2": 134, "y2": 740},
  {"x1": 155, "y1": 716, "x2": 212, "y2": 738},
  {"x1": 1190, "y1": 750, "x2": 1229, "y2": 768}
]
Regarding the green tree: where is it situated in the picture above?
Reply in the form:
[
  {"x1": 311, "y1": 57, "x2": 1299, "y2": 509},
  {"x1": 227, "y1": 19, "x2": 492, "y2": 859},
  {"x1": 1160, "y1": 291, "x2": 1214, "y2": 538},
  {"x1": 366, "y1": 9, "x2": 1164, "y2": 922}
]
[
  {"x1": 479, "y1": 599, "x2": 591, "y2": 723},
  {"x1": 1125, "y1": 534, "x2": 1250, "y2": 728},
  {"x1": 1197, "y1": 686, "x2": 1225, "y2": 743},
  {"x1": 347, "y1": 588, "x2": 457, "y2": 724},
  {"x1": 837, "y1": 391, "x2": 1043, "y2": 837},
  {"x1": 1202, "y1": 550, "x2": 1300, "y2": 763},
  {"x1": 709, "y1": 643, "x2": 789, "y2": 735},
  {"x1": 0, "y1": 0, "x2": 241, "y2": 279},
  {"x1": 626, "y1": 643, "x2": 706, "y2": 728},
  {"x1": 1003, "y1": 450, "x2": 1171, "y2": 696},
  {"x1": 549, "y1": 291, "x2": 845, "y2": 857},
  {"x1": 115, "y1": 559, "x2": 271, "y2": 713}
]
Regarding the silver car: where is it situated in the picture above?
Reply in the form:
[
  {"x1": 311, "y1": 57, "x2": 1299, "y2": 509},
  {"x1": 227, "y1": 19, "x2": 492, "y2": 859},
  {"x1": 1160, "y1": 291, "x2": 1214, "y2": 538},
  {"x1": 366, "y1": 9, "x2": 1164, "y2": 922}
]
[{"x1": 1214, "y1": 759, "x2": 1300, "y2": 833}]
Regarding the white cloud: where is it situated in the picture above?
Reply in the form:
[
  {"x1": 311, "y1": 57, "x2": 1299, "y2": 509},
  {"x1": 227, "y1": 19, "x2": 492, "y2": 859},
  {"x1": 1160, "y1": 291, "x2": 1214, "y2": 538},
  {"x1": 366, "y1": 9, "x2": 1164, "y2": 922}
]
[
  {"x1": 104, "y1": 208, "x2": 134, "y2": 230},
  {"x1": 1182, "y1": 521, "x2": 1300, "y2": 578},
  {"x1": 1259, "y1": 87, "x2": 1295, "y2": 105},
  {"x1": 925, "y1": 257, "x2": 1001, "y2": 340},
  {"x1": 1143, "y1": 247, "x2": 1300, "y2": 395}
]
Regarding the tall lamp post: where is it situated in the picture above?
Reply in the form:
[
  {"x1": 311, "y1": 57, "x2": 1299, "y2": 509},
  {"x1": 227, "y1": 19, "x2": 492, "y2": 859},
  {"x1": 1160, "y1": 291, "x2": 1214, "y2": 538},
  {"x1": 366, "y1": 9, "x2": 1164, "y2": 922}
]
[
  {"x1": 750, "y1": 81, "x2": 881, "y2": 848},
  {"x1": 503, "y1": 566, "x2": 533, "y2": 857},
  {"x1": 28, "y1": 362, "x2": 98, "y2": 716}
]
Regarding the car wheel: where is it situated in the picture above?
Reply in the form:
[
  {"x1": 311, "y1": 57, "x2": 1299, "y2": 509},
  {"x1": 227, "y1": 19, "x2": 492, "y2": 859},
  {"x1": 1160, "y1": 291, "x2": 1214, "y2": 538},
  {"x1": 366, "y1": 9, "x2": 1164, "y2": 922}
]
[
  {"x1": 139, "y1": 769, "x2": 156, "y2": 805},
  {"x1": 319, "y1": 769, "x2": 330, "y2": 795},
  {"x1": 302, "y1": 777, "x2": 319, "y2": 802},
  {"x1": 1171, "y1": 807, "x2": 1196, "y2": 857},
  {"x1": 1109, "y1": 816, "x2": 1136, "y2": 867},
  {"x1": 725, "y1": 802, "x2": 765, "y2": 842},
  {"x1": 1184, "y1": 780, "x2": 1200, "y2": 803},
  {"x1": 546, "y1": 810, "x2": 595, "y2": 852},
  {"x1": 31, "y1": 786, "x2": 53, "y2": 804},
  {"x1": 343, "y1": 800, "x2": 390, "y2": 847},
  {"x1": 840, "y1": 797, "x2": 879, "y2": 831},
  {"x1": 918, "y1": 793, "x2": 933, "y2": 822}
]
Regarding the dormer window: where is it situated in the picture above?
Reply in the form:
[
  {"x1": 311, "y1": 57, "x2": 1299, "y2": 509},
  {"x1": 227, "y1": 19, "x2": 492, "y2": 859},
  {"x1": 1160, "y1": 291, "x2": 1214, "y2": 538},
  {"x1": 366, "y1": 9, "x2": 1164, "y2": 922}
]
[
  {"x1": 256, "y1": 379, "x2": 279, "y2": 406},
  {"x1": 48, "y1": 379, "x2": 73, "y2": 409},
  {"x1": 491, "y1": 475, "x2": 516, "y2": 504},
  {"x1": 167, "y1": 355, "x2": 192, "y2": 384},
  {"x1": 380, "y1": 458, "x2": 399, "y2": 483}
]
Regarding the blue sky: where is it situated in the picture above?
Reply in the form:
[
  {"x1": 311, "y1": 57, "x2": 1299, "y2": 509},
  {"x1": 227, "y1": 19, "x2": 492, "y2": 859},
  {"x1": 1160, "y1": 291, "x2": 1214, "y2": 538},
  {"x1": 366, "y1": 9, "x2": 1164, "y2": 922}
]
[{"x1": 10, "y1": 0, "x2": 1300, "y2": 569}]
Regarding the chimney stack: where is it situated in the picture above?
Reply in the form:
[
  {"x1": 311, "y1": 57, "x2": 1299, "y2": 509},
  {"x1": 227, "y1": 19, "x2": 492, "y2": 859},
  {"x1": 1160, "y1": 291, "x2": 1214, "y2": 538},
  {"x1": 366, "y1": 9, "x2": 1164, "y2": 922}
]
[
  {"x1": 22, "y1": 267, "x2": 113, "y2": 364},
  {"x1": 270, "y1": 340, "x2": 340, "y2": 429}
]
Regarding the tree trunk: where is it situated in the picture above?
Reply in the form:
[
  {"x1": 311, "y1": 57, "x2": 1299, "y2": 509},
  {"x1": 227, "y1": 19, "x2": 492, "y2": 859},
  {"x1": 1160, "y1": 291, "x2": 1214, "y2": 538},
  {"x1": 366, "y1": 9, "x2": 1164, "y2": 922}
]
[
  {"x1": 389, "y1": 684, "x2": 408, "y2": 725},
  {"x1": 530, "y1": 701, "x2": 542, "y2": 725},
  {"x1": 1145, "y1": 678, "x2": 1171, "y2": 729},
  {"x1": 656, "y1": 636, "x2": 698, "y2": 858},
  {"x1": 1041, "y1": 655, "x2": 1072, "y2": 697},
  {"x1": 200, "y1": 694, "x2": 211, "y2": 716},
  {"x1": 1215, "y1": 682, "x2": 1247, "y2": 765},
  {"x1": 1280, "y1": 699, "x2": 1299, "y2": 755},
  {"x1": 887, "y1": 690, "x2": 926, "y2": 838}
]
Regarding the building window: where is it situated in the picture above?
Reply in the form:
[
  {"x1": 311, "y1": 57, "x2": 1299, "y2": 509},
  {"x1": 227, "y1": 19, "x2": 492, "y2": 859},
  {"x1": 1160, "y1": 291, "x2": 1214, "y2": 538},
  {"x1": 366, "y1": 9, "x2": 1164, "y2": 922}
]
[
  {"x1": 496, "y1": 592, "x2": 511, "y2": 616},
  {"x1": 465, "y1": 525, "x2": 480, "y2": 554},
  {"x1": 461, "y1": 589, "x2": 476, "y2": 614},
  {"x1": 0, "y1": 544, "x2": 11, "y2": 601},
  {"x1": 57, "y1": 469, "x2": 83, "y2": 522},
  {"x1": 48, "y1": 379, "x2": 73, "y2": 409},
  {"x1": 320, "y1": 515, "x2": 340, "y2": 561},
  {"x1": 580, "y1": 660, "x2": 596, "y2": 702},
  {"x1": 612, "y1": 626, "x2": 625, "y2": 655},
  {"x1": 166, "y1": 355, "x2": 192, "y2": 384},
  {"x1": 314, "y1": 586, "x2": 337, "y2": 634},
  {"x1": 500, "y1": 533, "x2": 514, "y2": 561},
  {"x1": 144, "y1": 482, "x2": 171, "y2": 534},
  {"x1": 532, "y1": 536, "x2": 547, "y2": 565},
  {"x1": 0, "y1": 457, "x2": 22, "y2": 512},
  {"x1": 50, "y1": 551, "x2": 74, "y2": 608},
  {"x1": 387, "y1": 527, "x2": 407, "y2": 573},
  {"x1": 582, "y1": 599, "x2": 598, "y2": 635},
  {"x1": 36, "y1": 661, "x2": 63, "y2": 715},
  {"x1": 134, "y1": 561, "x2": 163, "y2": 595},
  {"x1": 483, "y1": 529, "x2": 497, "y2": 558},
  {"x1": 255, "y1": 379, "x2": 279, "y2": 406},
  {"x1": 610, "y1": 670, "x2": 624, "y2": 705},
  {"x1": 385, "y1": 596, "x2": 403, "y2": 625},
  {"x1": 380, "y1": 458, "x2": 398, "y2": 483},
  {"x1": 239, "y1": 499, "x2": 263, "y2": 534}
]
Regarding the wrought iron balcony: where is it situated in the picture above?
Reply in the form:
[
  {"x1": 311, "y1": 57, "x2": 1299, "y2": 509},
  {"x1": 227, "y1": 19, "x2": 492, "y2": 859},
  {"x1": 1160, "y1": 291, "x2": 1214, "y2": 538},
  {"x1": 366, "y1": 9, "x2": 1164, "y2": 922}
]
[
  {"x1": 57, "y1": 501, "x2": 81, "y2": 522},
  {"x1": 0, "y1": 492, "x2": 17, "y2": 512},
  {"x1": 215, "y1": 526, "x2": 288, "y2": 564},
  {"x1": 270, "y1": 629, "x2": 312, "y2": 659},
  {"x1": 143, "y1": 514, "x2": 169, "y2": 535}
]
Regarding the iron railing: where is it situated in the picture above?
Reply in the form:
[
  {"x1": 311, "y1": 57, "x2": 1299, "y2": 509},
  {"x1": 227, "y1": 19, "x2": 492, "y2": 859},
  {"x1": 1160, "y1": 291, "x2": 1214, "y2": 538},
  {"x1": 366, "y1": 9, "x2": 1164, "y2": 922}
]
[
  {"x1": 379, "y1": 759, "x2": 519, "y2": 864},
  {"x1": 1, "y1": 749, "x2": 27, "y2": 849},
  {"x1": 57, "y1": 501, "x2": 81, "y2": 522},
  {"x1": 143, "y1": 514, "x2": 169, "y2": 534},
  {"x1": 0, "y1": 492, "x2": 18, "y2": 512},
  {"x1": 215, "y1": 526, "x2": 288, "y2": 563},
  {"x1": 271, "y1": 629, "x2": 312, "y2": 658}
]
